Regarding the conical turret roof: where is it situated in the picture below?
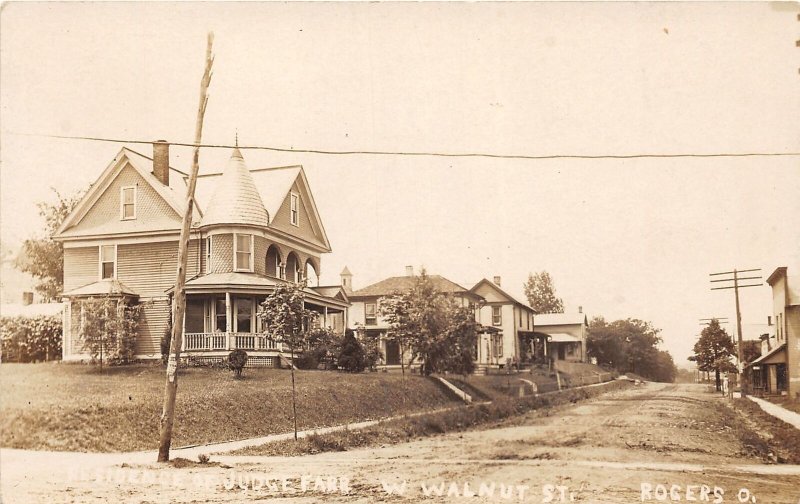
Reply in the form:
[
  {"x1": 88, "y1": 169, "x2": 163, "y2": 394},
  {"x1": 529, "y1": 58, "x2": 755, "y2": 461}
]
[{"x1": 200, "y1": 148, "x2": 270, "y2": 228}]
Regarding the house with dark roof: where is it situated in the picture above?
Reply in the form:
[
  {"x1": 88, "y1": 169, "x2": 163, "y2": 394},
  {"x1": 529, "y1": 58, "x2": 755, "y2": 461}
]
[
  {"x1": 54, "y1": 142, "x2": 348, "y2": 365},
  {"x1": 346, "y1": 266, "x2": 484, "y2": 369}
]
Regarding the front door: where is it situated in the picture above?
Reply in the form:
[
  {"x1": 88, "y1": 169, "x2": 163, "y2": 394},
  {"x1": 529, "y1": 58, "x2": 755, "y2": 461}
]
[
  {"x1": 385, "y1": 340, "x2": 400, "y2": 365},
  {"x1": 558, "y1": 344, "x2": 566, "y2": 361}
]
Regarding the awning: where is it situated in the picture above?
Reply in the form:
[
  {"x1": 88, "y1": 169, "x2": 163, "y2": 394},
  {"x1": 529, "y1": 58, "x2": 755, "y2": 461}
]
[
  {"x1": 546, "y1": 332, "x2": 580, "y2": 343},
  {"x1": 746, "y1": 343, "x2": 786, "y2": 367}
]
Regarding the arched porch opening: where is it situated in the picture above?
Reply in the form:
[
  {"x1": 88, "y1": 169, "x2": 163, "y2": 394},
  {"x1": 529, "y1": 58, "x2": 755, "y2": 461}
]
[{"x1": 265, "y1": 245, "x2": 283, "y2": 279}]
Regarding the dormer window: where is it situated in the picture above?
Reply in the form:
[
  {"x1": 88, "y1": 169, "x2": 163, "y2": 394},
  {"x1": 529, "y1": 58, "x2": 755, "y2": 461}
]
[
  {"x1": 234, "y1": 233, "x2": 254, "y2": 272},
  {"x1": 100, "y1": 245, "x2": 116, "y2": 279},
  {"x1": 121, "y1": 186, "x2": 136, "y2": 220},
  {"x1": 290, "y1": 193, "x2": 299, "y2": 226}
]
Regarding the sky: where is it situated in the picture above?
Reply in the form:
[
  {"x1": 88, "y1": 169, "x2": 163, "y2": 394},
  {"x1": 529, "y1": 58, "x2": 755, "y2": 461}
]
[{"x1": 1, "y1": 2, "x2": 798, "y2": 368}]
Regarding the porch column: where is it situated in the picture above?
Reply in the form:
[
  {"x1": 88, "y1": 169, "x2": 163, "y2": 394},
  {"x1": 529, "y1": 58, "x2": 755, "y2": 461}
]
[
  {"x1": 225, "y1": 291, "x2": 231, "y2": 350},
  {"x1": 180, "y1": 299, "x2": 186, "y2": 352},
  {"x1": 324, "y1": 306, "x2": 329, "y2": 328}
]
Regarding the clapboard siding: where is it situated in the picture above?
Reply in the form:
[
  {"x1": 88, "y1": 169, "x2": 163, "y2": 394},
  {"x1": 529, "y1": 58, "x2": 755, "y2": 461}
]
[
  {"x1": 137, "y1": 299, "x2": 170, "y2": 356},
  {"x1": 64, "y1": 247, "x2": 99, "y2": 292},
  {"x1": 117, "y1": 240, "x2": 200, "y2": 297}
]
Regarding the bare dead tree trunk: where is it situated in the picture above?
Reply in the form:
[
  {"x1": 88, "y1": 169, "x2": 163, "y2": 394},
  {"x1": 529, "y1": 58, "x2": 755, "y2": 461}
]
[{"x1": 158, "y1": 32, "x2": 214, "y2": 463}]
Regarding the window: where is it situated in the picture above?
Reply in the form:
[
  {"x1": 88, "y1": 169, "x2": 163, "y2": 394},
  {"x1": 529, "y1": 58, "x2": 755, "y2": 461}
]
[
  {"x1": 234, "y1": 234, "x2": 253, "y2": 271},
  {"x1": 235, "y1": 298, "x2": 252, "y2": 333},
  {"x1": 494, "y1": 335, "x2": 503, "y2": 358},
  {"x1": 205, "y1": 236, "x2": 213, "y2": 273},
  {"x1": 100, "y1": 245, "x2": 115, "y2": 279},
  {"x1": 120, "y1": 186, "x2": 136, "y2": 220},
  {"x1": 215, "y1": 298, "x2": 227, "y2": 332},
  {"x1": 290, "y1": 193, "x2": 299, "y2": 226},
  {"x1": 492, "y1": 306, "x2": 502, "y2": 326},
  {"x1": 365, "y1": 303, "x2": 377, "y2": 326},
  {"x1": 278, "y1": 262, "x2": 286, "y2": 280}
]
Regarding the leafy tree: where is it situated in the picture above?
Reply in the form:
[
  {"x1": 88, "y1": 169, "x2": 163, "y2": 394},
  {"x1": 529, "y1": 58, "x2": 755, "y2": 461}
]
[
  {"x1": 443, "y1": 302, "x2": 479, "y2": 376},
  {"x1": 689, "y1": 319, "x2": 737, "y2": 391},
  {"x1": 523, "y1": 271, "x2": 564, "y2": 314},
  {"x1": 650, "y1": 350, "x2": 678, "y2": 383},
  {"x1": 587, "y1": 316, "x2": 675, "y2": 382},
  {"x1": 258, "y1": 282, "x2": 317, "y2": 439},
  {"x1": 301, "y1": 326, "x2": 339, "y2": 370},
  {"x1": 78, "y1": 296, "x2": 141, "y2": 370},
  {"x1": 380, "y1": 270, "x2": 479, "y2": 376},
  {"x1": 338, "y1": 329, "x2": 367, "y2": 372},
  {"x1": 741, "y1": 339, "x2": 761, "y2": 365},
  {"x1": 15, "y1": 188, "x2": 84, "y2": 301}
]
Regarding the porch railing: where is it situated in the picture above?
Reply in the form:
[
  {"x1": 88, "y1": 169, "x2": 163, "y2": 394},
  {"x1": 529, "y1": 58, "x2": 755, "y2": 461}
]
[{"x1": 183, "y1": 332, "x2": 283, "y2": 352}]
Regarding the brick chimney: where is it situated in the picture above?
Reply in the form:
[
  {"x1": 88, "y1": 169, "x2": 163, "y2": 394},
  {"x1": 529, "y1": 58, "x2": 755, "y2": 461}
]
[
  {"x1": 22, "y1": 292, "x2": 33, "y2": 306},
  {"x1": 493, "y1": 276, "x2": 501, "y2": 286},
  {"x1": 153, "y1": 140, "x2": 170, "y2": 186},
  {"x1": 767, "y1": 315, "x2": 772, "y2": 326},
  {"x1": 578, "y1": 306, "x2": 583, "y2": 314},
  {"x1": 405, "y1": 265, "x2": 414, "y2": 277}
]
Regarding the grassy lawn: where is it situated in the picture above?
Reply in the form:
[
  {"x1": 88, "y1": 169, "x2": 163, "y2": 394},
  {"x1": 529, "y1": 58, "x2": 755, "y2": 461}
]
[
  {"x1": 234, "y1": 379, "x2": 632, "y2": 456},
  {"x1": 0, "y1": 363, "x2": 460, "y2": 452}
]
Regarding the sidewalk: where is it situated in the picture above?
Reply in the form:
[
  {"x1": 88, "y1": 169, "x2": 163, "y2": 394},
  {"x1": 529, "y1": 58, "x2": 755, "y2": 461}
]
[{"x1": 747, "y1": 396, "x2": 800, "y2": 430}]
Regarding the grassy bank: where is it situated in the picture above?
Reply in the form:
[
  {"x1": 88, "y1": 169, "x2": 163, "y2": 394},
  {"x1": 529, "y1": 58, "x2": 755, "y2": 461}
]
[
  {"x1": 731, "y1": 397, "x2": 800, "y2": 464},
  {"x1": 233, "y1": 379, "x2": 632, "y2": 456},
  {"x1": 0, "y1": 363, "x2": 461, "y2": 452}
]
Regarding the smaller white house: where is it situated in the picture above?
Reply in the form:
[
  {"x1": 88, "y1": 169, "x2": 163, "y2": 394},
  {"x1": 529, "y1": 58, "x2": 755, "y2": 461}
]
[{"x1": 533, "y1": 310, "x2": 588, "y2": 363}]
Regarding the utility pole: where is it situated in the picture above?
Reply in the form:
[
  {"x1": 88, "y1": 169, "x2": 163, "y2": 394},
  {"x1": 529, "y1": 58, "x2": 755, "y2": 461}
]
[
  {"x1": 699, "y1": 317, "x2": 729, "y2": 326},
  {"x1": 158, "y1": 32, "x2": 214, "y2": 462},
  {"x1": 710, "y1": 268, "x2": 762, "y2": 398}
]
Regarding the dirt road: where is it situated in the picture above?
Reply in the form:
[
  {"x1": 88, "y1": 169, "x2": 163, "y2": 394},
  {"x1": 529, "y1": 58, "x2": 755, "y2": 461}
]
[{"x1": 3, "y1": 383, "x2": 799, "y2": 503}]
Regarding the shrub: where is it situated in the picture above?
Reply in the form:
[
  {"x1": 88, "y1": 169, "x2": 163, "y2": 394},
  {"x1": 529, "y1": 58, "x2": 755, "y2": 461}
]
[
  {"x1": 294, "y1": 351, "x2": 319, "y2": 370},
  {"x1": 228, "y1": 349, "x2": 248, "y2": 377},
  {"x1": 79, "y1": 297, "x2": 141, "y2": 368},
  {"x1": 337, "y1": 330, "x2": 366, "y2": 373},
  {"x1": 0, "y1": 315, "x2": 62, "y2": 362}
]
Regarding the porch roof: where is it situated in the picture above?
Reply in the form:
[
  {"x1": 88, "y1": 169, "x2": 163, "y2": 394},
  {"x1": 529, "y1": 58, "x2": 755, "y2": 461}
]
[
  {"x1": 181, "y1": 272, "x2": 349, "y2": 309},
  {"x1": 63, "y1": 279, "x2": 138, "y2": 298},
  {"x1": 545, "y1": 332, "x2": 580, "y2": 343},
  {"x1": 746, "y1": 343, "x2": 786, "y2": 367}
]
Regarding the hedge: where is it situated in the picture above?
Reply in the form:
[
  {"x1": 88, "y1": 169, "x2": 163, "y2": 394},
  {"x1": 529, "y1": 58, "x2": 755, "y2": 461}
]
[{"x1": 0, "y1": 315, "x2": 62, "y2": 362}]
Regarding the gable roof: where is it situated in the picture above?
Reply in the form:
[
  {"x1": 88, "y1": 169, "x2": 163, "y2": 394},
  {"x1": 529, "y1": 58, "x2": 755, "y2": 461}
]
[
  {"x1": 470, "y1": 278, "x2": 536, "y2": 313},
  {"x1": 199, "y1": 148, "x2": 270, "y2": 228},
  {"x1": 311, "y1": 285, "x2": 350, "y2": 303},
  {"x1": 350, "y1": 274, "x2": 479, "y2": 300},
  {"x1": 56, "y1": 148, "x2": 193, "y2": 238},
  {"x1": 535, "y1": 312, "x2": 588, "y2": 327},
  {"x1": 56, "y1": 147, "x2": 331, "y2": 251}
]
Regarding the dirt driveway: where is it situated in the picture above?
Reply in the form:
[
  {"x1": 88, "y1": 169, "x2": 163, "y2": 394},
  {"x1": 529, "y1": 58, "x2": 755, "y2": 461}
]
[{"x1": 3, "y1": 383, "x2": 799, "y2": 503}]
